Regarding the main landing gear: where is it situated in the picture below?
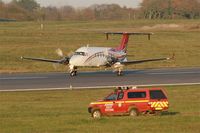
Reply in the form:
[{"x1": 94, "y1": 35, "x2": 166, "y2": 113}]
[
  {"x1": 69, "y1": 65, "x2": 77, "y2": 77},
  {"x1": 70, "y1": 70, "x2": 77, "y2": 76},
  {"x1": 113, "y1": 62, "x2": 124, "y2": 76},
  {"x1": 117, "y1": 69, "x2": 123, "y2": 76}
]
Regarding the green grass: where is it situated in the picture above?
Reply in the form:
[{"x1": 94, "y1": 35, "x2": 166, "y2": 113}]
[
  {"x1": 0, "y1": 85, "x2": 200, "y2": 133},
  {"x1": 0, "y1": 19, "x2": 200, "y2": 73}
]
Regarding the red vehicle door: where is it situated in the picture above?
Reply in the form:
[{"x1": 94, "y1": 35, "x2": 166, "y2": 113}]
[
  {"x1": 112, "y1": 91, "x2": 126, "y2": 113},
  {"x1": 126, "y1": 90, "x2": 149, "y2": 112},
  {"x1": 103, "y1": 91, "x2": 126, "y2": 114},
  {"x1": 102, "y1": 92, "x2": 117, "y2": 114}
]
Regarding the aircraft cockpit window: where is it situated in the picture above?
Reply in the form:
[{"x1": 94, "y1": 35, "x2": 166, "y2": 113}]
[{"x1": 74, "y1": 52, "x2": 86, "y2": 56}]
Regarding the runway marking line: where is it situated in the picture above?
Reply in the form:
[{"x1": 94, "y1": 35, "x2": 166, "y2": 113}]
[
  {"x1": 148, "y1": 71, "x2": 200, "y2": 75},
  {"x1": 1, "y1": 82, "x2": 200, "y2": 92},
  {"x1": 0, "y1": 77, "x2": 48, "y2": 80}
]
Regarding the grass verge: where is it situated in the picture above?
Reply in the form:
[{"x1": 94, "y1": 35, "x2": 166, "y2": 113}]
[
  {"x1": 0, "y1": 19, "x2": 200, "y2": 73},
  {"x1": 0, "y1": 85, "x2": 200, "y2": 133}
]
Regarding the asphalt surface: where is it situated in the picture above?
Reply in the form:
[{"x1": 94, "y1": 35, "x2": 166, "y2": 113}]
[{"x1": 0, "y1": 67, "x2": 200, "y2": 91}]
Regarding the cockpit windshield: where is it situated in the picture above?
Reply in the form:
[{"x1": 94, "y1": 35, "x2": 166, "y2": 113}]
[{"x1": 74, "y1": 52, "x2": 86, "y2": 56}]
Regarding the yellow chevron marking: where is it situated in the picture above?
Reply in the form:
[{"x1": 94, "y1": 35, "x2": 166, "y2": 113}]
[
  {"x1": 155, "y1": 102, "x2": 159, "y2": 107},
  {"x1": 160, "y1": 102, "x2": 164, "y2": 107},
  {"x1": 151, "y1": 102, "x2": 156, "y2": 107},
  {"x1": 162, "y1": 102, "x2": 166, "y2": 107},
  {"x1": 163, "y1": 102, "x2": 168, "y2": 107}
]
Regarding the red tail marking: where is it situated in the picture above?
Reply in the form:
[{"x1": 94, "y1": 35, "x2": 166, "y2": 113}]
[{"x1": 115, "y1": 33, "x2": 129, "y2": 52}]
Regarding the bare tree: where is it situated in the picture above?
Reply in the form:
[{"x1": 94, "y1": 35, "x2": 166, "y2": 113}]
[
  {"x1": 140, "y1": 0, "x2": 200, "y2": 19},
  {"x1": 59, "y1": 6, "x2": 76, "y2": 20}
]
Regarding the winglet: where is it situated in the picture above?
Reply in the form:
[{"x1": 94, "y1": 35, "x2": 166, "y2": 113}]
[{"x1": 171, "y1": 53, "x2": 175, "y2": 60}]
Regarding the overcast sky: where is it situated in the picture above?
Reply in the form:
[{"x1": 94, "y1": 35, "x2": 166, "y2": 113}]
[{"x1": 3, "y1": 0, "x2": 142, "y2": 8}]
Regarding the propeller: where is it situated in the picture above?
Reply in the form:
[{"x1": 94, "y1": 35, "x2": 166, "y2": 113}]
[
  {"x1": 60, "y1": 57, "x2": 70, "y2": 65},
  {"x1": 67, "y1": 51, "x2": 74, "y2": 58},
  {"x1": 56, "y1": 48, "x2": 64, "y2": 57},
  {"x1": 52, "y1": 48, "x2": 63, "y2": 69},
  {"x1": 55, "y1": 48, "x2": 72, "y2": 65},
  {"x1": 103, "y1": 49, "x2": 118, "y2": 66}
]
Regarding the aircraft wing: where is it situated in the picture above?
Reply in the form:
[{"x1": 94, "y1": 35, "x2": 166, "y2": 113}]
[
  {"x1": 21, "y1": 56, "x2": 62, "y2": 63},
  {"x1": 120, "y1": 57, "x2": 171, "y2": 65}
]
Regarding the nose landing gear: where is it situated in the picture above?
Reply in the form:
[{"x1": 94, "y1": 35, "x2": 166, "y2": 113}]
[
  {"x1": 70, "y1": 70, "x2": 77, "y2": 76},
  {"x1": 69, "y1": 65, "x2": 78, "y2": 76},
  {"x1": 117, "y1": 69, "x2": 123, "y2": 76}
]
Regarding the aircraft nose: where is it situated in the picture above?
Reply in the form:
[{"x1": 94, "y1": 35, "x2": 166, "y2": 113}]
[
  {"x1": 69, "y1": 55, "x2": 82, "y2": 66},
  {"x1": 69, "y1": 56, "x2": 76, "y2": 65}
]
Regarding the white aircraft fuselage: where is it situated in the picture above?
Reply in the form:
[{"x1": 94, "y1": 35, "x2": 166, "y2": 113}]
[{"x1": 69, "y1": 46, "x2": 127, "y2": 67}]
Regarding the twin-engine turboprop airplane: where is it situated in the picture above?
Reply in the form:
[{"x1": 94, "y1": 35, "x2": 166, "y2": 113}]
[{"x1": 21, "y1": 32, "x2": 172, "y2": 76}]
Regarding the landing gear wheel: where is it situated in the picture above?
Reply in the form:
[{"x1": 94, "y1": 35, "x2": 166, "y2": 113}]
[
  {"x1": 117, "y1": 71, "x2": 123, "y2": 76},
  {"x1": 92, "y1": 110, "x2": 101, "y2": 119},
  {"x1": 129, "y1": 109, "x2": 138, "y2": 117},
  {"x1": 70, "y1": 71, "x2": 77, "y2": 76}
]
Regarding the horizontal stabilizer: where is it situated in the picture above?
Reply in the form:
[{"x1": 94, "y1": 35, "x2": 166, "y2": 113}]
[{"x1": 105, "y1": 32, "x2": 154, "y2": 40}]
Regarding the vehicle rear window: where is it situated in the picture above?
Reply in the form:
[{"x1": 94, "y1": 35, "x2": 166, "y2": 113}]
[
  {"x1": 127, "y1": 92, "x2": 146, "y2": 98},
  {"x1": 150, "y1": 90, "x2": 166, "y2": 99}
]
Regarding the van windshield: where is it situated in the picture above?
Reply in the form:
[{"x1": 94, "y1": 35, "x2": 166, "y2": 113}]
[
  {"x1": 150, "y1": 90, "x2": 167, "y2": 99},
  {"x1": 104, "y1": 93, "x2": 117, "y2": 101}
]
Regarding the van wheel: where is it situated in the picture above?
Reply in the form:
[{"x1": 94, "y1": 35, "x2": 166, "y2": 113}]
[
  {"x1": 129, "y1": 109, "x2": 138, "y2": 117},
  {"x1": 92, "y1": 110, "x2": 101, "y2": 119}
]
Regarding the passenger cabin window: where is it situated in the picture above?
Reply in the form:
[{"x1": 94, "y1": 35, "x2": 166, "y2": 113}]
[
  {"x1": 127, "y1": 92, "x2": 146, "y2": 98},
  {"x1": 150, "y1": 90, "x2": 166, "y2": 99},
  {"x1": 74, "y1": 52, "x2": 86, "y2": 56}
]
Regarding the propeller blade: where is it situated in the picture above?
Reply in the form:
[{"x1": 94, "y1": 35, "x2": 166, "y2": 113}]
[
  {"x1": 56, "y1": 48, "x2": 64, "y2": 57},
  {"x1": 68, "y1": 51, "x2": 74, "y2": 58}
]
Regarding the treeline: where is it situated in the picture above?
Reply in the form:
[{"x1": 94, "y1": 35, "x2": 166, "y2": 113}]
[
  {"x1": 141, "y1": 0, "x2": 200, "y2": 19},
  {"x1": 0, "y1": 0, "x2": 200, "y2": 21}
]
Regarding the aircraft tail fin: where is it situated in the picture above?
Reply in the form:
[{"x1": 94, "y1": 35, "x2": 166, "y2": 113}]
[
  {"x1": 116, "y1": 33, "x2": 129, "y2": 52},
  {"x1": 105, "y1": 32, "x2": 153, "y2": 53}
]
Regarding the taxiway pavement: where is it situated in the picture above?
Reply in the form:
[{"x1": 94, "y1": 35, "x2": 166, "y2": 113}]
[{"x1": 0, "y1": 67, "x2": 200, "y2": 91}]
